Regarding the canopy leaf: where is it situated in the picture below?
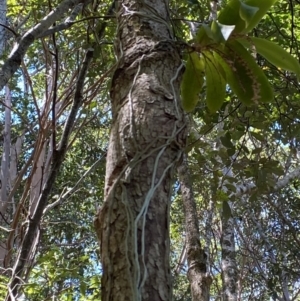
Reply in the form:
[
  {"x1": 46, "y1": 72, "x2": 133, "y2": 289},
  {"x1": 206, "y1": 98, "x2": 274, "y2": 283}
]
[
  {"x1": 216, "y1": 40, "x2": 273, "y2": 104},
  {"x1": 204, "y1": 51, "x2": 226, "y2": 112},
  {"x1": 181, "y1": 53, "x2": 204, "y2": 112},
  {"x1": 239, "y1": 2, "x2": 259, "y2": 27},
  {"x1": 217, "y1": 0, "x2": 246, "y2": 33},
  {"x1": 217, "y1": 0, "x2": 278, "y2": 34},
  {"x1": 241, "y1": 0, "x2": 279, "y2": 33},
  {"x1": 195, "y1": 24, "x2": 215, "y2": 45},
  {"x1": 222, "y1": 200, "x2": 232, "y2": 222},
  {"x1": 211, "y1": 21, "x2": 236, "y2": 43},
  {"x1": 242, "y1": 37, "x2": 300, "y2": 77}
]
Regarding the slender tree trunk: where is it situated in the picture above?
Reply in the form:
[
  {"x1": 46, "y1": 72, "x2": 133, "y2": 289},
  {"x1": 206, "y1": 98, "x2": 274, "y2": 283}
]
[
  {"x1": 94, "y1": 0, "x2": 186, "y2": 300},
  {"x1": 0, "y1": 0, "x2": 6, "y2": 55},
  {"x1": 178, "y1": 154, "x2": 212, "y2": 301},
  {"x1": 221, "y1": 216, "x2": 237, "y2": 301}
]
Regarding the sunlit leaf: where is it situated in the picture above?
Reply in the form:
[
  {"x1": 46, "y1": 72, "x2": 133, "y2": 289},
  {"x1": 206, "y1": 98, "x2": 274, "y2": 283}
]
[
  {"x1": 248, "y1": 37, "x2": 300, "y2": 77},
  {"x1": 218, "y1": 0, "x2": 278, "y2": 34},
  {"x1": 217, "y1": 0, "x2": 246, "y2": 33},
  {"x1": 239, "y1": 2, "x2": 259, "y2": 27},
  {"x1": 242, "y1": 0, "x2": 279, "y2": 33},
  {"x1": 211, "y1": 21, "x2": 236, "y2": 42}
]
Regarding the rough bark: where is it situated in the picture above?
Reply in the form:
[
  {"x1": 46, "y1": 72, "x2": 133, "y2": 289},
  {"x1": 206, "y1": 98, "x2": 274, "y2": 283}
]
[
  {"x1": 94, "y1": 0, "x2": 186, "y2": 300},
  {"x1": 178, "y1": 154, "x2": 212, "y2": 301}
]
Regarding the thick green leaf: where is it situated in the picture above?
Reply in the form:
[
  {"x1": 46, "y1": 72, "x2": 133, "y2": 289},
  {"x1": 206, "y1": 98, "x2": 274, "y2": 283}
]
[
  {"x1": 239, "y1": 2, "x2": 259, "y2": 27},
  {"x1": 252, "y1": 147, "x2": 262, "y2": 154},
  {"x1": 220, "y1": 132, "x2": 234, "y2": 148},
  {"x1": 211, "y1": 21, "x2": 235, "y2": 43},
  {"x1": 216, "y1": 40, "x2": 273, "y2": 104},
  {"x1": 227, "y1": 147, "x2": 236, "y2": 157},
  {"x1": 195, "y1": 24, "x2": 215, "y2": 45},
  {"x1": 181, "y1": 53, "x2": 204, "y2": 112},
  {"x1": 218, "y1": 0, "x2": 278, "y2": 34},
  {"x1": 204, "y1": 51, "x2": 226, "y2": 112},
  {"x1": 222, "y1": 200, "x2": 232, "y2": 222},
  {"x1": 217, "y1": 0, "x2": 246, "y2": 33},
  {"x1": 251, "y1": 37, "x2": 300, "y2": 77},
  {"x1": 188, "y1": 0, "x2": 199, "y2": 5},
  {"x1": 242, "y1": 0, "x2": 278, "y2": 33},
  {"x1": 251, "y1": 131, "x2": 265, "y2": 141}
]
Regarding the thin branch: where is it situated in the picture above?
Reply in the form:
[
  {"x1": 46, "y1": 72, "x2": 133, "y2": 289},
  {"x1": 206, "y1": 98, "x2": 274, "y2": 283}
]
[
  {"x1": 0, "y1": 23, "x2": 18, "y2": 37},
  {"x1": 43, "y1": 151, "x2": 106, "y2": 214},
  {"x1": 0, "y1": 0, "x2": 88, "y2": 90},
  {"x1": 234, "y1": 166, "x2": 300, "y2": 198},
  {"x1": 6, "y1": 48, "x2": 94, "y2": 300},
  {"x1": 36, "y1": 3, "x2": 83, "y2": 38}
]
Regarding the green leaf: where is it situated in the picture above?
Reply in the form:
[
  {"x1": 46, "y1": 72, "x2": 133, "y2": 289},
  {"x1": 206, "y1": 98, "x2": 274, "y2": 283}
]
[
  {"x1": 204, "y1": 51, "x2": 226, "y2": 112},
  {"x1": 188, "y1": 0, "x2": 199, "y2": 5},
  {"x1": 241, "y1": 144, "x2": 250, "y2": 154},
  {"x1": 242, "y1": 0, "x2": 279, "y2": 33},
  {"x1": 251, "y1": 147, "x2": 262, "y2": 154},
  {"x1": 222, "y1": 200, "x2": 232, "y2": 222},
  {"x1": 251, "y1": 131, "x2": 265, "y2": 141},
  {"x1": 257, "y1": 169, "x2": 267, "y2": 186},
  {"x1": 250, "y1": 37, "x2": 300, "y2": 77},
  {"x1": 225, "y1": 183, "x2": 237, "y2": 193},
  {"x1": 227, "y1": 147, "x2": 236, "y2": 156},
  {"x1": 195, "y1": 24, "x2": 215, "y2": 45},
  {"x1": 231, "y1": 130, "x2": 245, "y2": 140},
  {"x1": 218, "y1": 0, "x2": 278, "y2": 34},
  {"x1": 80, "y1": 282, "x2": 87, "y2": 295},
  {"x1": 211, "y1": 21, "x2": 236, "y2": 43},
  {"x1": 252, "y1": 121, "x2": 266, "y2": 129},
  {"x1": 269, "y1": 166, "x2": 285, "y2": 176},
  {"x1": 249, "y1": 193, "x2": 257, "y2": 203},
  {"x1": 216, "y1": 40, "x2": 273, "y2": 104},
  {"x1": 239, "y1": 2, "x2": 259, "y2": 27},
  {"x1": 217, "y1": 0, "x2": 246, "y2": 33},
  {"x1": 220, "y1": 132, "x2": 234, "y2": 148},
  {"x1": 181, "y1": 53, "x2": 204, "y2": 112}
]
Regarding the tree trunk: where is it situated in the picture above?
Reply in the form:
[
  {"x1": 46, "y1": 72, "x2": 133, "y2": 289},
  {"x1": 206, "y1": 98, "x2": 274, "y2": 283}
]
[
  {"x1": 221, "y1": 216, "x2": 238, "y2": 301},
  {"x1": 178, "y1": 154, "x2": 212, "y2": 301},
  {"x1": 94, "y1": 0, "x2": 186, "y2": 300}
]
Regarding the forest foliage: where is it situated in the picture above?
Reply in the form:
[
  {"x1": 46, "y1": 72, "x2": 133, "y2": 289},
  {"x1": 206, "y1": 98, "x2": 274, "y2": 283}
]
[{"x1": 0, "y1": 0, "x2": 300, "y2": 300}]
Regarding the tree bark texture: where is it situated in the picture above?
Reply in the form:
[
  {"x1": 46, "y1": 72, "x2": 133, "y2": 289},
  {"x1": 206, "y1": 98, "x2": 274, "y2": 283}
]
[
  {"x1": 94, "y1": 1, "x2": 186, "y2": 300},
  {"x1": 178, "y1": 154, "x2": 212, "y2": 301}
]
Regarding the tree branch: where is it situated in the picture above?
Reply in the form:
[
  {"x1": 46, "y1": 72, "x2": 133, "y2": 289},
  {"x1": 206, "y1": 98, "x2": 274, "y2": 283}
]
[
  {"x1": 234, "y1": 166, "x2": 300, "y2": 197},
  {"x1": 36, "y1": 3, "x2": 83, "y2": 38},
  {"x1": 6, "y1": 48, "x2": 94, "y2": 301},
  {"x1": 43, "y1": 150, "x2": 106, "y2": 214},
  {"x1": 0, "y1": 0, "x2": 87, "y2": 90}
]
